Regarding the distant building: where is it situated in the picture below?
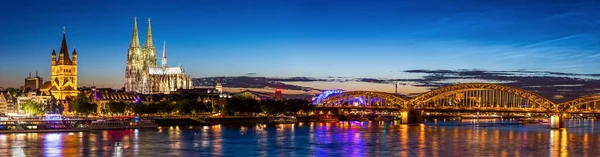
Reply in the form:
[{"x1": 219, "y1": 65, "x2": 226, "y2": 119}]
[
  {"x1": 81, "y1": 86, "x2": 145, "y2": 114},
  {"x1": 275, "y1": 88, "x2": 283, "y2": 100},
  {"x1": 215, "y1": 81, "x2": 223, "y2": 93},
  {"x1": 50, "y1": 28, "x2": 79, "y2": 113},
  {"x1": 0, "y1": 92, "x2": 16, "y2": 115},
  {"x1": 176, "y1": 88, "x2": 231, "y2": 105},
  {"x1": 11, "y1": 89, "x2": 54, "y2": 115},
  {"x1": 23, "y1": 71, "x2": 43, "y2": 90},
  {"x1": 2, "y1": 91, "x2": 18, "y2": 115},
  {"x1": 124, "y1": 17, "x2": 192, "y2": 94},
  {"x1": 234, "y1": 90, "x2": 274, "y2": 101}
]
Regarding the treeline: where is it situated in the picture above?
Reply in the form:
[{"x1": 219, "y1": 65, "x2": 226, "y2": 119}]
[
  {"x1": 223, "y1": 98, "x2": 315, "y2": 116},
  {"x1": 104, "y1": 99, "x2": 213, "y2": 115},
  {"x1": 20, "y1": 100, "x2": 63, "y2": 116},
  {"x1": 68, "y1": 93, "x2": 315, "y2": 116}
]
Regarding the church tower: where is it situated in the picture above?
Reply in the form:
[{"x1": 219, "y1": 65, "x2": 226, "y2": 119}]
[
  {"x1": 50, "y1": 27, "x2": 79, "y2": 111},
  {"x1": 125, "y1": 17, "x2": 143, "y2": 93},
  {"x1": 126, "y1": 16, "x2": 159, "y2": 94},
  {"x1": 144, "y1": 18, "x2": 157, "y2": 68}
]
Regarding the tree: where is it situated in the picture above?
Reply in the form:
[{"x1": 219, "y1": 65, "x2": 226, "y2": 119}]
[
  {"x1": 6, "y1": 88, "x2": 20, "y2": 97},
  {"x1": 156, "y1": 101, "x2": 176, "y2": 114},
  {"x1": 225, "y1": 98, "x2": 261, "y2": 115},
  {"x1": 71, "y1": 94, "x2": 97, "y2": 115},
  {"x1": 260, "y1": 99, "x2": 284, "y2": 114},
  {"x1": 286, "y1": 99, "x2": 310, "y2": 114},
  {"x1": 301, "y1": 101, "x2": 316, "y2": 115},
  {"x1": 48, "y1": 102, "x2": 64, "y2": 114},
  {"x1": 213, "y1": 102, "x2": 224, "y2": 113},
  {"x1": 132, "y1": 103, "x2": 147, "y2": 115},
  {"x1": 199, "y1": 102, "x2": 212, "y2": 114},
  {"x1": 177, "y1": 99, "x2": 198, "y2": 115},
  {"x1": 107, "y1": 101, "x2": 127, "y2": 115},
  {"x1": 21, "y1": 100, "x2": 45, "y2": 116}
]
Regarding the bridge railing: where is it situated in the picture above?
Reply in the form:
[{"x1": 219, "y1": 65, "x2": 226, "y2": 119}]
[
  {"x1": 564, "y1": 108, "x2": 600, "y2": 114},
  {"x1": 414, "y1": 106, "x2": 553, "y2": 112},
  {"x1": 316, "y1": 106, "x2": 400, "y2": 109}
]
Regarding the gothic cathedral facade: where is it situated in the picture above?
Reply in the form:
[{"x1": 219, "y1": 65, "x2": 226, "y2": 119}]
[{"x1": 125, "y1": 17, "x2": 193, "y2": 94}]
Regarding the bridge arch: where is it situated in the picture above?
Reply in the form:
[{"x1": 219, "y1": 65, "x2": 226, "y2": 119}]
[
  {"x1": 409, "y1": 83, "x2": 557, "y2": 112},
  {"x1": 557, "y1": 94, "x2": 600, "y2": 113},
  {"x1": 317, "y1": 91, "x2": 409, "y2": 109}
]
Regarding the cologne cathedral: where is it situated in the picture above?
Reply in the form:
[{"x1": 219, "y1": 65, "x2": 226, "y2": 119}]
[{"x1": 124, "y1": 17, "x2": 193, "y2": 94}]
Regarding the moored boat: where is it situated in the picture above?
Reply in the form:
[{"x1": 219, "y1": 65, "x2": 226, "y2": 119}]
[
  {"x1": 91, "y1": 117, "x2": 158, "y2": 130},
  {"x1": 371, "y1": 116, "x2": 390, "y2": 121},
  {"x1": 318, "y1": 115, "x2": 339, "y2": 122},
  {"x1": 461, "y1": 114, "x2": 497, "y2": 119},
  {"x1": 268, "y1": 115, "x2": 297, "y2": 124},
  {"x1": 349, "y1": 117, "x2": 369, "y2": 121},
  {"x1": 0, "y1": 114, "x2": 92, "y2": 133},
  {"x1": 518, "y1": 118, "x2": 549, "y2": 124}
]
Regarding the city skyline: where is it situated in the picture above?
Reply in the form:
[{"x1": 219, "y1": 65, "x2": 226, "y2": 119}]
[{"x1": 2, "y1": 0, "x2": 600, "y2": 89}]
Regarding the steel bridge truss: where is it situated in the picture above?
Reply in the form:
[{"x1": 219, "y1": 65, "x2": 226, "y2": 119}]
[
  {"x1": 318, "y1": 91, "x2": 409, "y2": 110},
  {"x1": 316, "y1": 83, "x2": 600, "y2": 114},
  {"x1": 409, "y1": 83, "x2": 557, "y2": 113},
  {"x1": 558, "y1": 94, "x2": 600, "y2": 113}
]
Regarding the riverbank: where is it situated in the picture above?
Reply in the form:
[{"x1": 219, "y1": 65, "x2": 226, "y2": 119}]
[
  {"x1": 0, "y1": 128, "x2": 91, "y2": 133},
  {"x1": 154, "y1": 116, "x2": 317, "y2": 126}
]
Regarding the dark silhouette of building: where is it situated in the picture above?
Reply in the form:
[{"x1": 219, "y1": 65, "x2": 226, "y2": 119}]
[
  {"x1": 275, "y1": 88, "x2": 283, "y2": 100},
  {"x1": 23, "y1": 71, "x2": 43, "y2": 90}
]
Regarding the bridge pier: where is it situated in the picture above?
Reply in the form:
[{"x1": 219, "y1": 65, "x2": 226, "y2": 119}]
[
  {"x1": 550, "y1": 115, "x2": 565, "y2": 129},
  {"x1": 400, "y1": 110, "x2": 423, "y2": 124}
]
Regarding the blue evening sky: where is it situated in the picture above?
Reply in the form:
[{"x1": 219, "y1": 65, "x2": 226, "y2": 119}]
[{"x1": 1, "y1": 0, "x2": 600, "y2": 88}]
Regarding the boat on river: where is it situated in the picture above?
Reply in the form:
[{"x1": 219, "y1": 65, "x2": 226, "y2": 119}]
[
  {"x1": 348, "y1": 116, "x2": 369, "y2": 121},
  {"x1": 0, "y1": 114, "x2": 91, "y2": 133},
  {"x1": 518, "y1": 118, "x2": 550, "y2": 124},
  {"x1": 267, "y1": 115, "x2": 297, "y2": 124},
  {"x1": 461, "y1": 114, "x2": 498, "y2": 119},
  {"x1": 371, "y1": 116, "x2": 391, "y2": 121},
  {"x1": 318, "y1": 115, "x2": 339, "y2": 122},
  {"x1": 90, "y1": 117, "x2": 158, "y2": 130}
]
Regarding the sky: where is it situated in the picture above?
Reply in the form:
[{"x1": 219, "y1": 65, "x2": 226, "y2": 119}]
[{"x1": 1, "y1": 0, "x2": 600, "y2": 89}]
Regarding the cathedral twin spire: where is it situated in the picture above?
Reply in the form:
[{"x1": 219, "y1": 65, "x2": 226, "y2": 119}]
[
  {"x1": 146, "y1": 18, "x2": 154, "y2": 48},
  {"x1": 129, "y1": 16, "x2": 154, "y2": 48},
  {"x1": 130, "y1": 16, "x2": 140, "y2": 48},
  {"x1": 128, "y1": 16, "x2": 158, "y2": 67}
]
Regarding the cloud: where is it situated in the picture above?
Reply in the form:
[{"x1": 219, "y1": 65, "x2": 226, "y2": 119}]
[{"x1": 522, "y1": 34, "x2": 583, "y2": 48}]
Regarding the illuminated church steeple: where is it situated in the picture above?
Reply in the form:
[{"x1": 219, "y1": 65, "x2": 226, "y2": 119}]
[
  {"x1": 144, "y1": 18, "x2": 157, "y2": 68},
  {"x1": 50, "y1": 27, "x2": 79, "y2": 112},
  {"x1": 125, "y1": 16, "x2": 145, "y2": 93},
  {"x1": 162, "y1": 41, "x2": 167, "y2": 68}
]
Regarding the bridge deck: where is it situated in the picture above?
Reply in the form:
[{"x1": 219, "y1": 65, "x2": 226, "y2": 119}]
[{"x1": 316, "y1": 106, "x2": 600, "y2": 114}]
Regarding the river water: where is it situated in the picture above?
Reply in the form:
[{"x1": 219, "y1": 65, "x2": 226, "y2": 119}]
[{"x1": 0, "y1": 119, "x2": 598, "y2": 157}]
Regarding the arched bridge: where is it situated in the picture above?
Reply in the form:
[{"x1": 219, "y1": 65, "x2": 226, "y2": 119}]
[
  {"x1": 409, "y1": 83, "x2": 557, "y2": 113},
  {"x1": 317, "y1": 91, "x2": 409, "y2": 110},
  {"x1": 558, "y1": 94, "x2": 600, "y2": 114},
  {"x1": 315, "y1": 83, "x2": 600, "y2": 114}
]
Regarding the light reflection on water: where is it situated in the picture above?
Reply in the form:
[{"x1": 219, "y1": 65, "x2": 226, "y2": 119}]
[{"x1": 0, "y1": 120, "x2": 599, "y2": 156}]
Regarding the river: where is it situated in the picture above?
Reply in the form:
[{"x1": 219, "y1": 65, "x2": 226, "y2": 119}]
[{"x1": 0, "y1": 119, "x2": 597, "y2": 157}]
